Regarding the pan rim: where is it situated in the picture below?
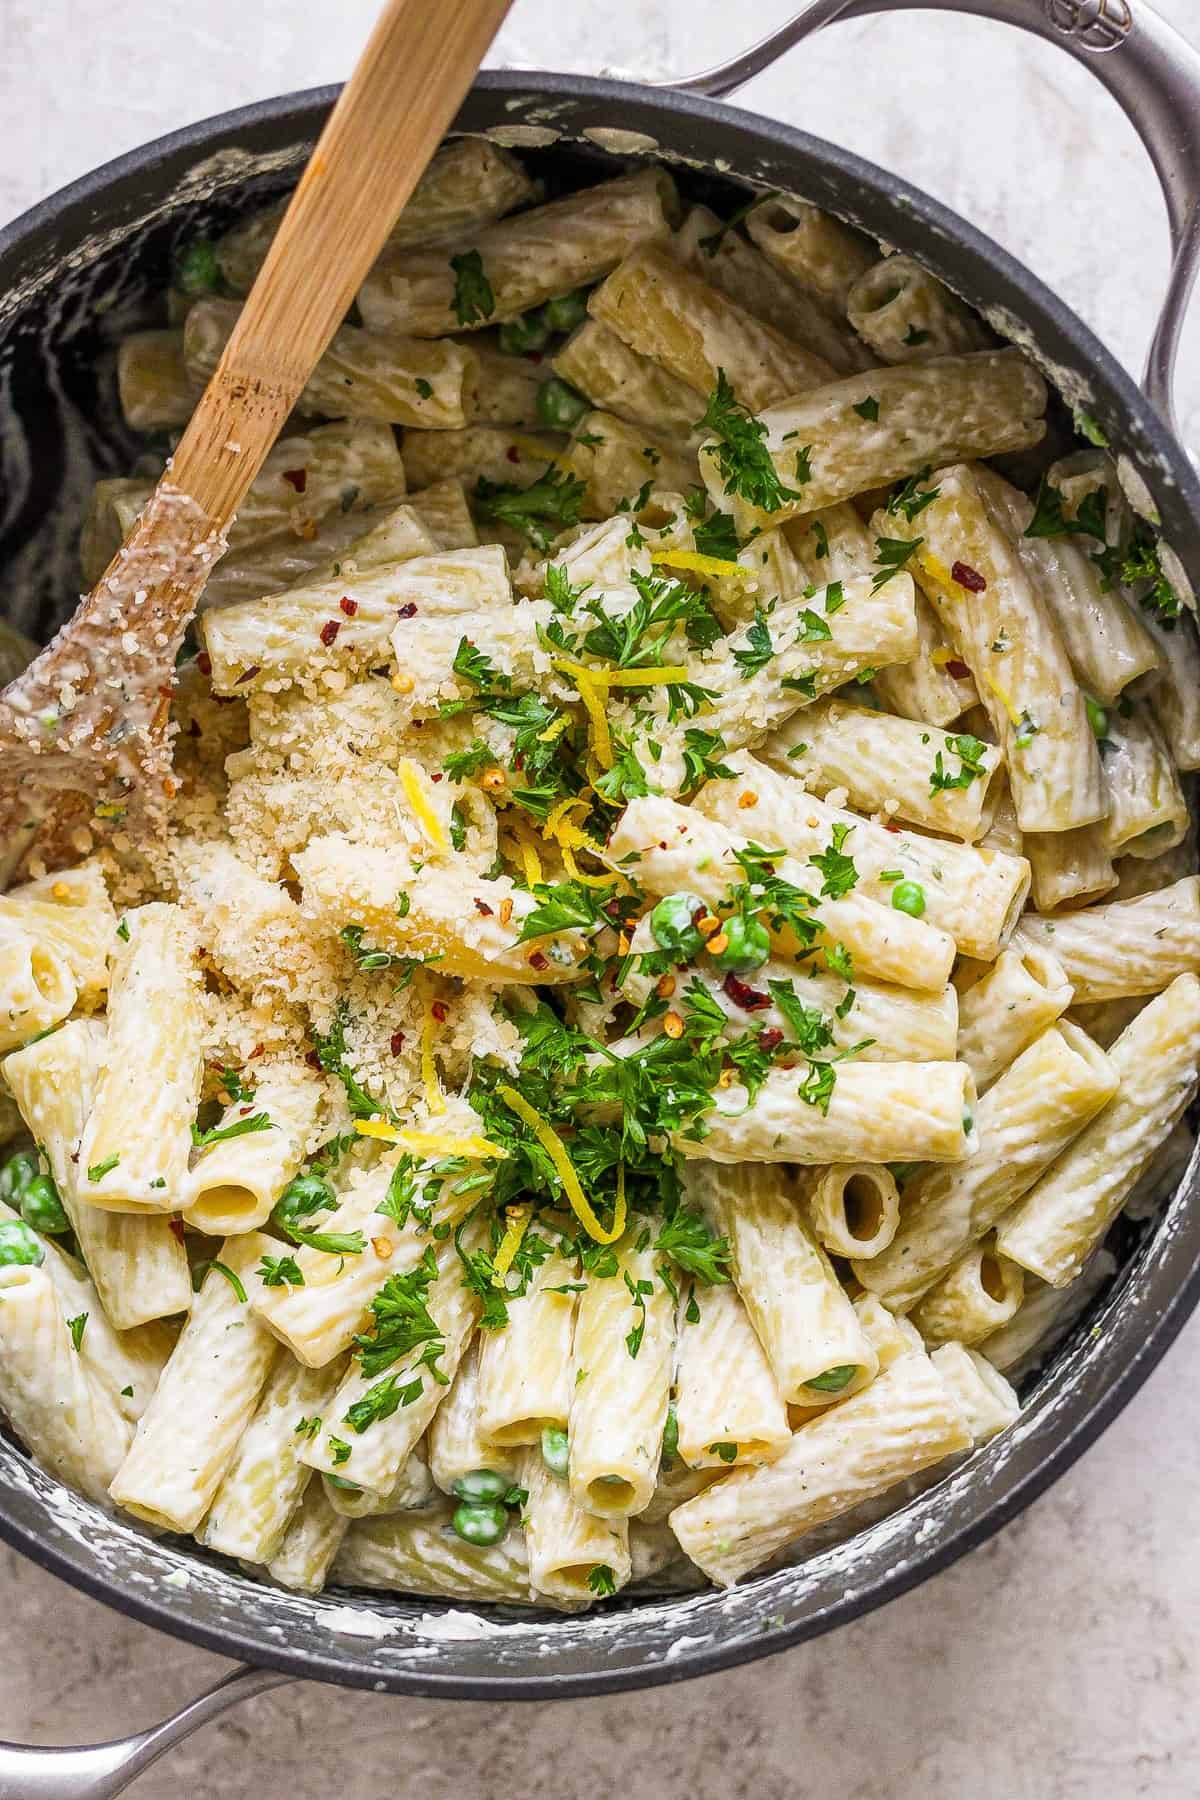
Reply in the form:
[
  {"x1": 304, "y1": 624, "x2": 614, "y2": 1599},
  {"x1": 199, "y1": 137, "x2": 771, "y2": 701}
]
[{"x1": 1, "y1": 66, "x2": 1198, "y2": 1698}]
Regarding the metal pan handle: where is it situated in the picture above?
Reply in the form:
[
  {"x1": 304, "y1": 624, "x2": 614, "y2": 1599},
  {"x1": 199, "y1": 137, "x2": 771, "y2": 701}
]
[
  {"x1": 0, "y1": 1665, "x2": 291, "y2": 1800},
  {"x1": 662, "y1": 0, "x2": 1200, "y2": 433}
]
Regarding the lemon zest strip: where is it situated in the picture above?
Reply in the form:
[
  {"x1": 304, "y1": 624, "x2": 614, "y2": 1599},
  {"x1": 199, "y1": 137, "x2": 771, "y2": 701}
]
[
  {"x1": 353, "y1": 1121, "x2": 505, "y2": 1159},
  {"x1": 398, "y1": 758, "x2": 449, "y2": 853},
  {"x1": 982, "y1": 670, "x2": 1023, "y2": 728},
  {"x1": 651, "y1": 548, "x2": 753, "y2": 584},
  {"x1": 496, "y1": 1083, "x2": 627, "y2": 1245},
  {"x1": 492, "y1": 1205, "x2": 531, "y2": 1284},
  {"x1": 420, "y1": 992, "x2": 447, "y2": 1116}
]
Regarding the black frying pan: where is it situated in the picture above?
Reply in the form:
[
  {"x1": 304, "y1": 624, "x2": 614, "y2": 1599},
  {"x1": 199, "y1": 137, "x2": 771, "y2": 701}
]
[{"x1": 0, "y1": 3, "x2": 1198, "y2": 1793}]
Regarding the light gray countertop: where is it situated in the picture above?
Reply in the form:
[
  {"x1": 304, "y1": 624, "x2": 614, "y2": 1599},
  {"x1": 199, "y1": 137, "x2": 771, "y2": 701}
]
[{"x1": 3, "y1": 3, "x2": 1199, "y2": 1794}]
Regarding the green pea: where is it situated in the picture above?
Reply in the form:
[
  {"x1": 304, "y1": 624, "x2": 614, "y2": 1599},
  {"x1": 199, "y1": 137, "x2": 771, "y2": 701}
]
[
  {"x1": 542, "y1": 288, "x2": 590, "y2": 333},
  {"x1": 708, "y1": 912, "x2": 770, "y2": 974},
  {"x1": 541, "y1": 1424, "x2": 570, "y2": 1478},
  {"x1": 0, "y1": 1220, "x2": 44, "y2": 1268},
  {"x1": 0, "y1": 1151, "x2": 38, "y2": 1203},
  {"x1": 649, "y1": 891, "x2": 707, "y2": 960},
  {"x1": 536, "y1": 377, "x2": 591, "y2": 431},
  {"x1": 806, "y1": 1363, "x2": 857, "y2": 1393},
  {"x1": 1085, "y1": 696, "x2": 1109, "y2": 740},
  {"x1": 452, "y1": 1501, "x2": 508, "y2": 1547},
  {"x1": 173, "y1": 239, "x2": 222, "y2": 298},
  {"x1": 890, "y1": 879, "x2": 926, "y2": 918},
  {"x1": 660, "y1": 1401, "x2": 679, "y2": 1470},
  {"x1": 18, "y1": 1173, "x2": 69, "y2": 1235},
  {"x1": 498, "y1": 310, "x2": 550, "y2": 355},
  {"x1": 272, "y1": 1171, "x2": 335, "y2": 1233},
  {"x1": 452, "y1": 1467, "x2": 510, "y2": 1504}
]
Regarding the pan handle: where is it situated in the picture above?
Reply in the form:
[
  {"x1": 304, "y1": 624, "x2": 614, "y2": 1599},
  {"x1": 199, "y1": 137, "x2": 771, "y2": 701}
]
[
  {"x1": 0, "y1": 1665, "x2": 292, "y2": 1800},
  {"x1": 661, "y1": 0, "x2": 1200, "y2": 433}
]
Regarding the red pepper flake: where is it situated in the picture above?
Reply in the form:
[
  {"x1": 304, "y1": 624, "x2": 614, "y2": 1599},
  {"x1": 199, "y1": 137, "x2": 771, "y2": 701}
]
[
  {"x1": 320, "y1": 619, "x2": 341, "y2": 647},
  {"x1": 758, "y1": 1028, "x2": 783, "y2": 1052},
  {"x1": 723, "y1": 972, "x2": 771, "y2": 1011},
  {"x1": 169, "y1": 1216, "x2": 186, "y2": 1245},
  {"x1": 528, "y1": 951, "x2": 550, "y2": 971},
  {"x1": 430, "y1": 1000, "x2": 448, "y2": 1023},
  {"x1": 951, "y1": 561, "x2": 987, "y2": 593},
  {"x1": 340, "y1": 595, "x2": 359, "y2": 617},
  {"x1": 430, "y1": 772, "x2": 443, "y2": 783},
  {"x1": 196, "y1": 652, "x2": 212, "y2": 676},
  {"x1": 506, "y1": 446, "x2": 520, "y2": 463},
  {"x1": 235, "y1": 664, "x2": 261, "y2": 684},
  {"x1": 282, "y1": 467, "x2": 308, "y2": 492},
  {"x1": 473, "y1": 897, "x2": 495, "y2": 916},
  {"x1": 304, "y1": 1048, "x2": 322, "y2": 1070},
  {"x1": 946, "y1": 658, "x2": 971, "y2": 680},
  {"x1": 396, "y1": 602, "x2": 418, "y2": 619},
  {"x1": 389, "y1": 1031, "x2": 406, "y2": 1056}
]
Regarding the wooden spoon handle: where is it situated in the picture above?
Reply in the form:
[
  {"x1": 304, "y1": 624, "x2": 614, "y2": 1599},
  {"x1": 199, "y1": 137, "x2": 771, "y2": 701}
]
[{"x1": 170, "y1": 0, "x2": 514, "y2": 528}]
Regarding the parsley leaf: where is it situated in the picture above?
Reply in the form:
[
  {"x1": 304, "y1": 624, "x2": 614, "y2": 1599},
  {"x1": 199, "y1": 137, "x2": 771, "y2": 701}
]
[
  {"x1": 655, "y1": 1208, "x2": 732, "y2": 1285},
  {"x1": 681, "y1": 727, "x2": 737, "y2": 792},
  {"x1": 192, "y1": 1259, "x2": 247, "y2": 1304},
  {"x1": 697, "y1": 370, "x2": 803, "y2": 514},
  {"x1": 853, "y1": 396, "x2": 880, "y2": 422},
  {"x1": 929, "y1": 733, "x2": 988, "y2": 795},
  {"x1": 693, "y1": 509, "x2": 741, "y2": 560},
  {"x1": 258, "y1": 1254, "x2": 304, "y2": 1289},
  {"x1": 353, "y1": 1246, "x2": 446, "y2": 1381},
  {"x1": 886, "y1": 467, "x2": 940, "y2": 523},
  {"x1": 285, "y1": 1226, "x2": 366, "y2": 1257},
  {"x1": 872, "y1": 536, "x2": 923, "y2": 592},
  {"x1": 450, "y1": 249, "x2": 495, "y2": 326},
  {"x1": 808, "y1": 821, "x2": 858, "y2": 900},
  {"x1": 732, "y1": 606, "x2": 775, "y2": 677},
  {"x1": 767, "y1": 979, "x2": 835, "y2": 1056},
  {"x1": 516, "y1": 880, "x2": 612, "y2": 943},
  {"x1": 474, "y1": 465, "x2": 587, "y2": 552}
]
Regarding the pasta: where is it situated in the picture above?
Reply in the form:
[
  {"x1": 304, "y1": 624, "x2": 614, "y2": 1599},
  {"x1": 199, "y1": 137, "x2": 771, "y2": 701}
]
[{"x1": 0, "y1": 149, "x2": 1191, "y2": 1610}]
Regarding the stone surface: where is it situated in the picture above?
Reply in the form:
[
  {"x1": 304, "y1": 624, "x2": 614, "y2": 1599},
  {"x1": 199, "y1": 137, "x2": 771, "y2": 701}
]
[{"x1": 2, "y1": 3, "x2": 1199, "y2": 1795}]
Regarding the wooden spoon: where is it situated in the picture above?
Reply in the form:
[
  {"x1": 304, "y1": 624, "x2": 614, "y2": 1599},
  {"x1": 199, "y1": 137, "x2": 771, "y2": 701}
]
[{"x1": 0, "y1": 0, "x2": 513, "y2": 872}]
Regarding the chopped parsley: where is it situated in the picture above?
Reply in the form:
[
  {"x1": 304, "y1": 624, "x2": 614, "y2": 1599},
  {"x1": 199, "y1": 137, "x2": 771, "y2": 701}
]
[
  {"x1": 473, "y1": 464, "x2": 586, "y2": 551},
  {"x1": 258, "y1": 1254, "x2": 305, "y2": 1289},
  {"x1": 732, "y1": 607, "x2": 776, "y2": 677},
  {"x1": 929, "y1": 733, "x2": 988, "y2": 795},
  {"x1": 190, "y1": 1110, "x2": 274, "y2": 1150},
  {"x1": 192, "y1": 1259, "x2": 247, "y2": 1304},
  {"x1": 697, "y1": 370, "x2": 804, "y2": 514},
  {"x1": 809, "y1": 822, "x2": 858, "y2": 900},
  {"x1": 871, "y1": 535, "x2": 923, "y2": 592},
  {"x1": 449, "y1": 249, "x2": 495, "y2": 326},
  {"x1": 886, "y1": 467, "x2": 940, "y2": 523}
]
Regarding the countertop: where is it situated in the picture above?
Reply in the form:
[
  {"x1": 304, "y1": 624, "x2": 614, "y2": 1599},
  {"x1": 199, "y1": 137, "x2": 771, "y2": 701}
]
[{"x1": 3, "y1": 3, "x2": 1200, "y2": 1794}]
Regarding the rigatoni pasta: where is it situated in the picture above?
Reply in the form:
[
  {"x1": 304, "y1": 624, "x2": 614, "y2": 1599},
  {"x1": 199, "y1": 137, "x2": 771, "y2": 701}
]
[{"x1": 5, "y1": 148, "x2": 1195, "y2": 1610}]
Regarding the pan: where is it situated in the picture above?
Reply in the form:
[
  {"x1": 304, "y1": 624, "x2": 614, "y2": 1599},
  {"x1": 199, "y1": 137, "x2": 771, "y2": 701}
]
[{"x1": 0, "y1": 2, "x2": 1198, "y2": 1793}]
